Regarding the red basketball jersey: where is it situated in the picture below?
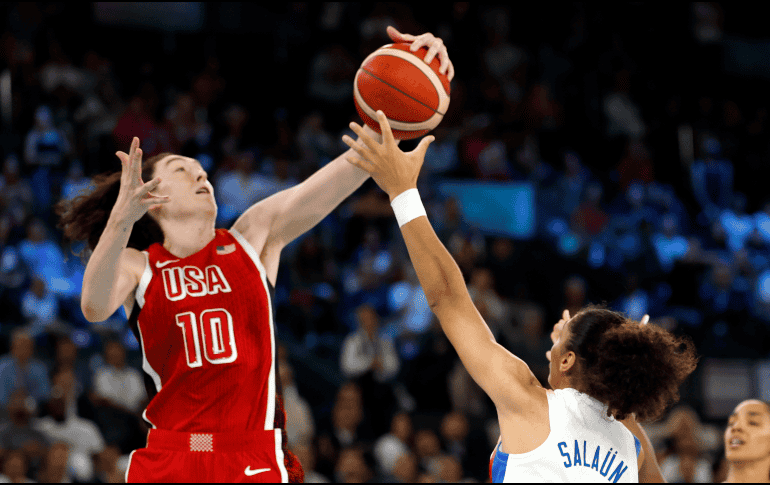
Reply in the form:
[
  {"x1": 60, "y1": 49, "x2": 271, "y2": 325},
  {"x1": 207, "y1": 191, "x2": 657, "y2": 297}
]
[{"x1": 128, "y1": 228, "x2": 295, "y2": 481}]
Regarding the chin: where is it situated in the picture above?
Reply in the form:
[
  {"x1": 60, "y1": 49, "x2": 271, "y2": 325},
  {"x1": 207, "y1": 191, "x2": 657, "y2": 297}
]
[{"x1": 725, "y1": 447, "x2": 754, "y2": 462}]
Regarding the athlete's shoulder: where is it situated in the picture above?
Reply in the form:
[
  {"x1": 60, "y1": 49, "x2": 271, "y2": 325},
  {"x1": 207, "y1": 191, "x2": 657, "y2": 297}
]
[{"x1": 122, "y1": 247, "x2": 149, "y2": 278}]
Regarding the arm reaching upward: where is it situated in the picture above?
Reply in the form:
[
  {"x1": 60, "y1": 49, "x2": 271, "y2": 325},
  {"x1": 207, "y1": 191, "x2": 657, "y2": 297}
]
[
  {"x1": 81, "y1": 137, "x2": 169, "y2": 321},
  {"x1": 232, "y1": 27, "x2": 452, "y2": 285},
  {"x1": 341, "y1": 112, "x2": 543, "y2": 410}
]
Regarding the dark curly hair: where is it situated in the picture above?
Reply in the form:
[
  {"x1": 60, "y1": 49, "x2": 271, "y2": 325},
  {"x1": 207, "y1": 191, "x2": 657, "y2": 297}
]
[
  {"x1": 55, "y1": 153, "x2": 172, "y2": 255},
  {"x1": 565, "y1": 305, "x2": 699, "y2": 422}
]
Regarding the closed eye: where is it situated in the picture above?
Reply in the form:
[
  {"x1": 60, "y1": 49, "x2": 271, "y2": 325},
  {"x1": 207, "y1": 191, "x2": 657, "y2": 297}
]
[{"x1": 176, "y1": 167, "x2": 185, "y2": 172}]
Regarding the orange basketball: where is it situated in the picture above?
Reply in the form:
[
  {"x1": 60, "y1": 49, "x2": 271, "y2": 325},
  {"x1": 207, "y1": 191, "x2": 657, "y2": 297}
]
[{"x1": 354, "y1": 43, "x2": 451, "y2": 140}]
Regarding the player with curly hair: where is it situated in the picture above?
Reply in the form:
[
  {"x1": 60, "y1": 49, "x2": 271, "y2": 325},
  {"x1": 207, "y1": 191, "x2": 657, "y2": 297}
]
[{"x1": 342, "y1": 111, "x2": 699, "y2": 483}]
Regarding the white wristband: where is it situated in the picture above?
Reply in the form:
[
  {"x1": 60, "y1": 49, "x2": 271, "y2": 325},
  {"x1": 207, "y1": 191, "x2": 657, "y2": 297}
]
[{"x1": 391, "y1": 188, "x2": 427, "y2": 227}]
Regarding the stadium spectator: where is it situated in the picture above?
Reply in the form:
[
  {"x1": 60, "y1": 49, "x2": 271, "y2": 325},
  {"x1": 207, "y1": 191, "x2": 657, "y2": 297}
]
[
  {"x1": 0, "y1": 390, "x2": 49, "y2": 476},
  {"x1": 90, "y1": 340, "x2": 146, "y2": 454},
  {"x1": 562, "y1": 275, "x2": 588, "y2": 318},
  {"x1": 316, "y1": 382, "x2": 375, "y2": 468},
  {"x1": 92, "y1": 444, "x2": 124, "y2": 484},
  {"x1": 505, "y1": 305, "x2": 551, "y2": 384},
  {"x1": 307, "y1": 44, "x2": 356, "y2": 123},
  {"x1": 413, "y1": 428, "x2": 443, "y2": 477},
  {"x1": 334, "y1": 446, "x2": 374, "y2": 483},
  {"x1": 20, "y1": 277, "x2": 64, "y2": 339},
  {"x1": 34, "y1": 442, "x2": 71, "y2": 483},
  {"x1": 603, "y1": 69, "x2": 646, "y2": 139},
  {"x1": 570, "y1": 181, "x2": 610, "y2": 238},
  {"x1": 296, "y1": 112, "x2": 337, "y2": 170},
  {"x1": 23, "y1": 105, "x2": 71, "y2": 213},
  {"x1": 34, "y1": 368, "x2": 105, "y2": 482},
  {"x1": 0, "y1": 215, "x2": 28, "y2": 325},
  {"x1": 373, "y1": 412, "x2": 412, "y2": 477},
  {"x1": 616, "y1": 139, "x2": 655, "y2": 190},
  {"x1": 17, "y1": 218, "x2": 73, "y2": 299},
  {"x1": 213, "y1": 150, "x2": 275, "y2": 226},
  {"x1": 340, "y1": 304, "x2": 399, "y2": 434},
  {"x1": 59, "y1": 159, "x2": 93, "y2": 201},
  {"x1": 291, "y1": 441, "x2": 330, "y2": 483},
  {"x1": 660, "y1": 435, "x2": 714, "y2": 483},
  {"x1": 51, "y1": 336, "x2": 91, "y2": 415},
  {"x1": 278, "y1": 359, "x2": 315, "y2": 448},
  {"x1": 467, "y1": 267, "x2": 508, "y2": 338},
  {"x1": 0, "y1": 155, "x2": 34, "y2": 228},
  {"x1": 690, "y1": 135, "x2": 734, "y2": 223},
  {"x1": 651, "y1": 213, "x2": 691, "y2": 273},
  {"x1": 219, "y1": 104, "x2": 250, "y2": 160},
  {"x1": 555, "y1": 150, "x2": 591, "y2": 218},
  {"x1": 0, "y1": 450, "x2": 33, "y2": 484},
  {"x1": 719, "y1": 193, "x2": 755, "y2": 253},
  {"x1": 0, "y1": 330, "x2": 50, "y2": 409},
  {"x1": 340, "y1": 228, "x2": 396, "y2": 325}
]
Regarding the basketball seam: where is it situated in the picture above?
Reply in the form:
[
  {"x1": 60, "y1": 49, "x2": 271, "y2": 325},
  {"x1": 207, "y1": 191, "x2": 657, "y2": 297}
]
[{"x1": 360, "y1": 67, "x2": 446, "y2": 117}]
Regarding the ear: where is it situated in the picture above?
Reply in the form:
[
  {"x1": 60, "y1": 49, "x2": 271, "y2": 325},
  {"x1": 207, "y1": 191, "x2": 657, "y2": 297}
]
[{"x1": 559, "y1": 351, "x2": 577, "y2": 374}]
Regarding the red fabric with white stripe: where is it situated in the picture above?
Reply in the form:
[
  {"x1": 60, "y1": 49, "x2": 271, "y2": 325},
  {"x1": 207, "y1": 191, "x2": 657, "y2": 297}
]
[{"x1": 127, "y1": 229, "x2": 301, "y2": 482}]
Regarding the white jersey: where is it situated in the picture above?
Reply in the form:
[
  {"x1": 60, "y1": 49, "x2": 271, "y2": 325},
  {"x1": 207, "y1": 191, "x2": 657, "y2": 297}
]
[{"x1": 490, "y1": 388, "x2": 640, "y2": 483}]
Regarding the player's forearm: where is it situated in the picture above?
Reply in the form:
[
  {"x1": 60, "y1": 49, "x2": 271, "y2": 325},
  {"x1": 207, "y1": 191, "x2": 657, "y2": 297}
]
[
  {"x1": 81, "y1": 216, "x2": 133, "y2": 321},
  {"x1": 272, "y1": 150, "x2": 370, "y2": 246},
  {"x1": 399, "y1": 215, "x2": 496, "y2": 346},
  {"x1": 400, "y1": 216, "x2": 474, "y2": 311}
]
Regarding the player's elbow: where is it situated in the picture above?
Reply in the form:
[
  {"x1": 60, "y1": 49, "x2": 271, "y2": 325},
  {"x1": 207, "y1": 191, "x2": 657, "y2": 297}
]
[{"x1": 81, "y1": 300, "x2": 108, "y2": 323}]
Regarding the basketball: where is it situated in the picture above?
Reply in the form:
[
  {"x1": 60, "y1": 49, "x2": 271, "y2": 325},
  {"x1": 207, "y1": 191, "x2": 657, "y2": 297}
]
[{"x1": 354, "y1": 42, "x2": 451, "y2": 140}]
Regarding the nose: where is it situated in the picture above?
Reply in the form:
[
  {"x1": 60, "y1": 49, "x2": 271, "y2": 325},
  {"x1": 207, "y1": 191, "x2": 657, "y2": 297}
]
[{"x1": 196, "y1": 171, "x2": 207, "y2": 183}]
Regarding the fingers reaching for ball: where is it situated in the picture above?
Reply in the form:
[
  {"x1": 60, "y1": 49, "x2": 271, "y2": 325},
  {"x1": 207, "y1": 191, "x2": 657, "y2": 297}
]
[
  {"x1": 342, "y1": 111, "x2": 434, "y2": 200},
  {"x1": 386, "y1": 26, "x2": 455, "y2": 81}
]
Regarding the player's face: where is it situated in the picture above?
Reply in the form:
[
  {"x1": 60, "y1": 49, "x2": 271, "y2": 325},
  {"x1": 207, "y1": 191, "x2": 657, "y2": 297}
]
[
  {"x1": 547, "y1": 317, "x2": 572, "y2": 389},
  {"x1": 151, "y1": 155, "x2": 216, "y2": 216},
  {"x1": 725, "y1": 400, "x2": 770, "y2": 464}
]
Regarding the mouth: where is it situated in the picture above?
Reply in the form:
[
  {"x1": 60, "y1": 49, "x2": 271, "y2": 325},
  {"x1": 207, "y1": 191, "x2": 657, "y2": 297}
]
[
  {"x1": 195, "y1": 187, "x2": 210, "y2": 195},
  {"x1": 728, "y1": 438, "x2": 745, "y2": 448}
]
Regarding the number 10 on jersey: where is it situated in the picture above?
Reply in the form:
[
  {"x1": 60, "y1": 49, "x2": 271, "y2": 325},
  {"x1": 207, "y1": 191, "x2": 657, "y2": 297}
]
[{"x1": 176, "y1": 309, "x2": 238, "y2": 367}]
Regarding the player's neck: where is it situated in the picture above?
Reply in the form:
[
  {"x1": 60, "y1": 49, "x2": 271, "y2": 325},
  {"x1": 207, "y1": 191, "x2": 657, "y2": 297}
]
[
  {"x1": 160, "y1": 217, "x2": 217, "y2": 259},
  {"x1": 725, "y1": 459, "x2": 770, "y2": 483}
]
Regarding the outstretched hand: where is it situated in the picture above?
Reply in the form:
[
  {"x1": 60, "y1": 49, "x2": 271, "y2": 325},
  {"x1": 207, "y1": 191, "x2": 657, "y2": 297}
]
[
  {"x1": 387, "y1": 26, "x2": 455, "y2": 81},
  {"x1": 113, "y1": 137, "x2": 169, "y2": 225},
  {"x1": 342, "y1": 110, "x2": 434, "y2": 201}
]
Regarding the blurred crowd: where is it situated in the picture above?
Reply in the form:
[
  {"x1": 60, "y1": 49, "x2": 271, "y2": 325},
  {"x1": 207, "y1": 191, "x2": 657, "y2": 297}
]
[{"x1": 0, "y1": 2, "x2": 767, "y2": 483}]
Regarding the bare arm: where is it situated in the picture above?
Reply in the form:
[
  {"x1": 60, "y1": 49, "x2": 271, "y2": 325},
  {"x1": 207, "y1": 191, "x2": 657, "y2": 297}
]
[
  {"x1": 233, "y1": 27, "x2": 454, "y2": 283},
  {"x1": 342, "y1": 111, "x2": 541, "y2": 409},
  {"x1": 399, "y1": 216, "x2": 542, "y2": 406},
  {"x1": 81, "y1": 220, "x2": 145, "y2": 321},
  {"x1": 232, "y1": 140, "x2": 372, "y2": 252},
  {"x1": 622, "y1": 416, "x2": 666, "y2": 483},
  {"x1": 81, "y1": 138, "x2": 168, "y2": 321}
]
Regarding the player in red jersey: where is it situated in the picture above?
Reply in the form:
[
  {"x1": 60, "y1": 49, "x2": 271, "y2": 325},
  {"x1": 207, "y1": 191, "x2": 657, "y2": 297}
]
[{"x1": 55, "y1": 27, "x2": 453, "y2": 484}]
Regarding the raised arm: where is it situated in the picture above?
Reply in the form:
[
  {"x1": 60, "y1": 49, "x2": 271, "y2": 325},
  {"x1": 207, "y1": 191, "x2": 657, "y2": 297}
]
[
  {"x1": 233, "y1": 28, "x2": 454, "y2": 283},
  {"x1": 81, "y1": 137, "x2": 168, "y2": 321},
  {"x1": 341, "y1": 111, "x2": 541, "y2": 410}
]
